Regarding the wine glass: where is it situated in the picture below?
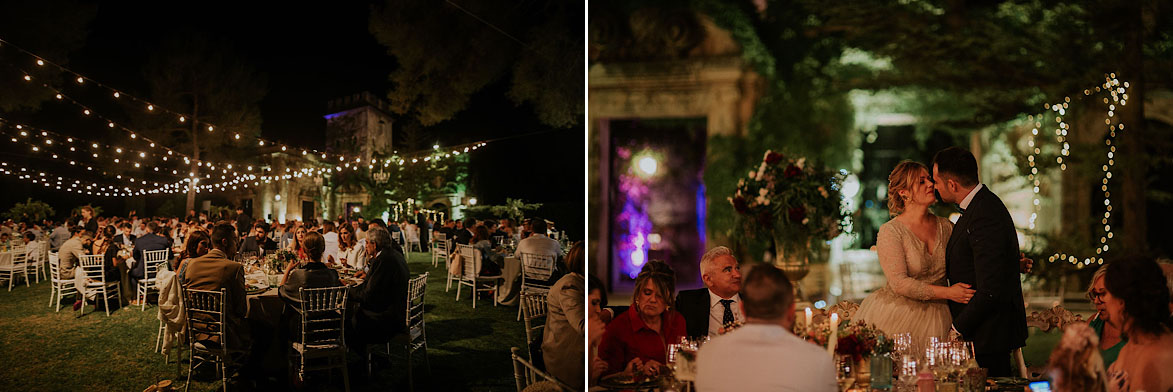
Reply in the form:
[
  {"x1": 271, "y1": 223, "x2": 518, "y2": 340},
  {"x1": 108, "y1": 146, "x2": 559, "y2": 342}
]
[
  {"x1": 836, "y1": 354, "x2": 855, "y2": 391},
  {"x1": 897, "y1": 358, "x2": 919, "y2": 392}
]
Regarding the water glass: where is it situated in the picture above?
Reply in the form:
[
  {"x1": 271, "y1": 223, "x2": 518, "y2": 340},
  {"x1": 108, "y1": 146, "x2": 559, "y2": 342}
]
[{"x1": 836, "y1": 355, "x2": 855, "y2": 391}]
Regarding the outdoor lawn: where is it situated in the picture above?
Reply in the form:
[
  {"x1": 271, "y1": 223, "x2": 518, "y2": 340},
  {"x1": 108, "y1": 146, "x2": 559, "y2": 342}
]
[{"x1": 0, "y1": 251, "x2": 527, "y2": 391}]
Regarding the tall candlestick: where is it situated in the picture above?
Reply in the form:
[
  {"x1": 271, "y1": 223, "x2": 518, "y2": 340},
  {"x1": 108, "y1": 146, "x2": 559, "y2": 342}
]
[
  {"x1": 805, "y1": 307, "x2": 813, "y2": 336},
  {"x1": 828, "y1": 312, "x2": 839, "y2": 356}
]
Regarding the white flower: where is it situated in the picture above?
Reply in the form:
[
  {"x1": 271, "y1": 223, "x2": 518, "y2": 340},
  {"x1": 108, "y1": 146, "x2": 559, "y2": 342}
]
[
  {"x1": 818, "y1": 186, "x2": 829, "y2": 198},
  {"x1": 802, "y1": 218, "x2": 810, "y2": 225},
  {"x1": 796, "y1": 157, "x2": 806, "y2": 169},
  {"x1": 759, "y1": 188, "x2": 768, "y2": 197},
  {"x1": 756, "y1": 195, "x2": 769, "y2": 206},
  {"x1": 738, "y1": 179, "x2": 745, "y2": 187},
  {"x1": 748, "y1": 170, "x2": 756, "y2": 178},
  {"x1": 755, "y1": 161, "x2": 768, "y2": 181}
]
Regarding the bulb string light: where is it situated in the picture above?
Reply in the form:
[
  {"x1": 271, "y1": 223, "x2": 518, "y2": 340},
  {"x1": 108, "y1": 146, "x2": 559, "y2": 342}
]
[
  {"x1": 0, "y1": 161, "x2": 158, "y2": 197},
  {"x1": 1032, "y1": 73, "x2": 1125, "y2": 267}
]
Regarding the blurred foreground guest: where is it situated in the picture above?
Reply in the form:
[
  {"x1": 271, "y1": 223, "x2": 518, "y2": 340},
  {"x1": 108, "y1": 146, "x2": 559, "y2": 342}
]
[
  {"x1": 598, "y1": 260, "x2": 685, "y2": 379},
  {"x1": 182, "y1": 224, "x2": 250, "y2": 351},
  {"x1": 1104, "y1": 256, "x2": 1173, "y2": 392},
  {"x1": 1047, "y1": 323, "x2": 1109, "y2": 392},
  {"x1": 346, "y1": 227, "x2": 409, "y2": 355},
  {"x1": 1086, "y1": 264, "x2": 1126, "y2": 367},
  {"x1": 542, "y1": 242, "x2": 584, "y2": 389},
  {"x1": 695, "y1": 264, "x2": 835, "y2": 392}
]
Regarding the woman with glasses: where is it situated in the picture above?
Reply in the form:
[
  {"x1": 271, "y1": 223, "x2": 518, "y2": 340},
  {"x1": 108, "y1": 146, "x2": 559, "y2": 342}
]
[{"x1": 1086, "y1": 264, "x2": 1127, "y2": 368}]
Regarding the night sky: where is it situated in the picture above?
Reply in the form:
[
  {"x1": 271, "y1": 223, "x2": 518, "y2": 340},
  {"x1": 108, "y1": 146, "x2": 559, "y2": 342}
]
[{"x1": 0, "y1": 1, "x2": 584, "y2": 237}]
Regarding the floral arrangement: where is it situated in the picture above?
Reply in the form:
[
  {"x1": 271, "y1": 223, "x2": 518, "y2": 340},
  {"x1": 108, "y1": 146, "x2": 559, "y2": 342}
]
[
  {"x1": 805, "y1": 317, "x2": 893, "y2": 362},
  {"x1": 728, "y1": 150, "x2": 848, "y2": 256},
  {"x1": 265, "y1": 250, "x2": 298, "y2": 273}
]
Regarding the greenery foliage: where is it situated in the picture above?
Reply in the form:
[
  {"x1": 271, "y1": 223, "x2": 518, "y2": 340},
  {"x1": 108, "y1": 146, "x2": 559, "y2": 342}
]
[
  {"x1": 462, "y1": 198, "x2": 543, "y2": 223},
  {"x1": 369, "y1": 0, "x2": 582, "y2": 128},
  {"x1": 728, "y1": 151, "x2": 848, "y2": 251},
  {"x1": 4, "y1": 198, "x2": 55, "y2": 222}
]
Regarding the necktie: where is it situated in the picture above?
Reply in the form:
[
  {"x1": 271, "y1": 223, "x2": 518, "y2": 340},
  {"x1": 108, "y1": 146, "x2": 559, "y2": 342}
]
[{"x1": 720, "y1": 299, "x2": 735, "y2": 326}]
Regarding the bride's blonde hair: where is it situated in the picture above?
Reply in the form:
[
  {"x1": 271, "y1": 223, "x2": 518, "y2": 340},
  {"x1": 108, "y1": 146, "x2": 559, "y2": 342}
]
[{"x1": 887, "y1": 160, "x2": 929, "y2": 216}]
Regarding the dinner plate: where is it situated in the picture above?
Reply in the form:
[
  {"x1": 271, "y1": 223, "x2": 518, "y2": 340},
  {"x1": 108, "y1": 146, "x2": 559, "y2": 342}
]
[{"x1": 598, "y1": 372, "x2": 660, "y2": 390}]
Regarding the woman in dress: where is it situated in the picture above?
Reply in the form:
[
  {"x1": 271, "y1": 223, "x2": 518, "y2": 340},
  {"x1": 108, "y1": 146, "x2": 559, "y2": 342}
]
[
  {"x1": 853, "y1": 161, "x2": 975, "y2": 349},
  {"x1": 175, "y1": 230, "x2": 211, "y2": 284},
  {"x1": 1085, "y1": 265, "x2": 1127, "y2": 368},
  {"x1": 336, "y1": 223, "x2": 367, "y2": 271}
]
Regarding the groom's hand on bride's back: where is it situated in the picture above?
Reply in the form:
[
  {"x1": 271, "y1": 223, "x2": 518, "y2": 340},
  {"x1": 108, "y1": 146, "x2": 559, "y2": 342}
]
[{"x1": 1019, "y1": 252, "x2": 1034, "y2": 274}]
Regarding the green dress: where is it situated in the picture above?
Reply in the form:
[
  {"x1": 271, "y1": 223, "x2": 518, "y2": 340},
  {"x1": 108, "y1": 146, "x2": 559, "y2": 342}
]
[{"x1": 1089, "y1": 317, "x2": 1127, "y2": 367}]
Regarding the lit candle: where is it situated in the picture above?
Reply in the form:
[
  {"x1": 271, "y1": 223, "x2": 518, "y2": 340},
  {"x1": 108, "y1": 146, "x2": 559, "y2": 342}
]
[
  {"x1": 827, "y1": 313, "x2": 839, "y2": 356},
  {"x1": 805, "y1": 307, "x2": 813, "y2": 336}
]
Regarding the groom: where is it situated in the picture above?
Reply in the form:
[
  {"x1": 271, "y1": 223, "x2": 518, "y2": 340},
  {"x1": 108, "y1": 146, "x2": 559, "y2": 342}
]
[{"x1": 933, "y1": 147, "x2": 1027, "y2": 377}]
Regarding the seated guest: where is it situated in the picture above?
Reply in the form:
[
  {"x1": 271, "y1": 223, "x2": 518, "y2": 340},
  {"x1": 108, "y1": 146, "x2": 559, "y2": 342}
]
[
  {"x1": 471, "y1": 226, "x2": 503, "y2": 276},
  {"x1": 542, "y1": 242, "x2": 585, "y2": 389},
  {"x1": 175, "y1": 230, "x2": 212, "y2": 284},
  {"x1": 130, "y1": 222, "x2": 170, "y2": 305},
  {"x1": 321, "y1": 221, "x2": 340, "y2": 265},
  {"x1": 49, "y1": 221, "x2": 70, "y2": 251},
  {"x1": 454, "y1": 218, "x2": 476, "y2": 245},
  {"x1": 588, "y1": 275, "x2": 609, "y2": 386},
  {"x1": 695, "y1": 264, "x2": 836, "y2": 391},
  {"x1": 60, "y1": 228, "x2": 93, "y2": 311},
  {"x1": 114, "y1": 222, "x2": 136, "y2": 249},
  {"x1": 676, "y1": 246, "x2": 744, "y2": 338},
  {"x1": 22, "y1": 232, "x2": 44, "y2": 259},
  {"x1": 336, "y1": 224, "x2": 367, "y2": 271},
  {"x1": 346, "y1": 227, "x2": 409, "y2": 355},
  {"x1": 279, "y1": 231, "x2": 341, "y2": 308},
  {"x1": 1085, "y1": 264, "x2": 1126, "y2": 368},
  {"x1": 1047, "y1": 323, "x2": 1110, "y2": 392},
  {"x1": 513, "y1": 217, "x2": 561, "y2": 260},
  {"x1": 238, "y1": 223, "x2": 277, "y2": 257},
  {"x1": 1104, "y1": 255, "x2": 1173, "y2": 392},
  {"x1": 598, "y1": 261, "x2": 686, "y2": 378},
  {"x1": 182, "y1": 223, "x2": 250, "y2": 351},
  {"x1": 89, "y1": 225, "x2": 127, "y2": 305},
  {"x1": 288, "y1": 226, "x2": 308, "y2": 259}
]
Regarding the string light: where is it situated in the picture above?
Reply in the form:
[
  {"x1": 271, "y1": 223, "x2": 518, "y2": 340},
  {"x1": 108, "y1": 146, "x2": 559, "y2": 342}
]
[{"x1": 1035, "y1": 73, "x2": 1123, "y2": 266}]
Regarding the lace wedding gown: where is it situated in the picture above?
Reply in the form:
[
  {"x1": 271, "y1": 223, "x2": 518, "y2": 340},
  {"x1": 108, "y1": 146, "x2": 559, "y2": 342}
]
[{"x1": 854, "y1": 215, "x2": 953, "y2": 350}]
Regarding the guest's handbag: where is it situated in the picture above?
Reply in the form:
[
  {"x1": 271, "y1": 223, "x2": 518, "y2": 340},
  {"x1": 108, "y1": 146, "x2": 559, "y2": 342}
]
[{"x1": 448, "y1": 253, "x2": 463, "y2": 276}]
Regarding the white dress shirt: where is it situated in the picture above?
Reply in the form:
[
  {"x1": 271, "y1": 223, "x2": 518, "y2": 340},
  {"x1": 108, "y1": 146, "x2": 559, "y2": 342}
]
[
  {"x1": 959, "y1": 183, "x2": 983, "y2": 210},
  {"x1": 514, "y1": 234, "x2": 562, "y2": 259},
  {"x1": 339, "y1": 239, "x2": 368, "y2": 270},
  {"x1": 696, "y1": 323, "x2": 837, "y2": 392},
  {"x1": 707, "y1": 290, "x2": 745, "y2": 336}
]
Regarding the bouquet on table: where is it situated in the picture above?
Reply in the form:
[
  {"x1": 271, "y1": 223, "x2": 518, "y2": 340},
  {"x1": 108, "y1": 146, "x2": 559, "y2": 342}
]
[{"x1": 264, "y1": 250, "x2": 298, "y2": 274}]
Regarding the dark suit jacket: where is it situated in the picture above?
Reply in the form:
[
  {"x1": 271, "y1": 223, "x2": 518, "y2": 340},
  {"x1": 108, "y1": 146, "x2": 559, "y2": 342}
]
[
  {"x1": 114, "y1": 233, "x2": 136, "y2": 248},
  {"x1": 348, "y1": 247, "x2": 410, "y2": 336},
  {"x1": 946, "y1": 186, "x2": 1028, "y2": 354},
  {"x1": 239, "y1": 236, "x2": 277, "y2": 255},
  {"x1": 182, "y1": 249, "x2": 249, "y2": 349},
  {"x1": 454, "y1": 228, "x2": 474, "y2": 245},
  {"x1": 675, "y1": 288, "x2": 713, "y2": 338},
  {"x1": 131, "y1": 233, "x2": 171, "y2": 279}
]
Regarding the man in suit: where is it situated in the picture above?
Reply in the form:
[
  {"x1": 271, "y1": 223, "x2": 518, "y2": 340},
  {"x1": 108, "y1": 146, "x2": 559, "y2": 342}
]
[
  {"x1": 675, "y1": 246, "x2": 745, "y2": 338},
  {"x1": 114, "y1": 222, "x2": 136, "y2": 249},
  {"x1": 933, "y1": 146, "x2": 1027, "y2": 377},
  {"x1": 182, "y1": 223, "x2": 250, "y2": 351},
  {"x1": 454, "y1": 218, "x2": 476, "y2": 245},
  {"x1": 347, "y1": 226, "x2": 409, "y2": 355},
  {"x1": 130, "y1": 221, "x2": 171, "y2": 305}
]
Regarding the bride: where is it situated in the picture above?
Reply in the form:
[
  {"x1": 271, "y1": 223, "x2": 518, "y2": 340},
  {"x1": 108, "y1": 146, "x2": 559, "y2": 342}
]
[{"x1": 854, "y1": 160, "x2": 974, "y2": 348}]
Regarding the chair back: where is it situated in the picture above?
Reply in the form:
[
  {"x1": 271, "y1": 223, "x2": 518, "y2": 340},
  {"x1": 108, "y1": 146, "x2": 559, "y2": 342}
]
[
  {"x1": 520, "y1": 293, "x2": 548, "y2": 350},
  {"x1": 48, "y1": 253, "x2": 62, "y2": 279},
  {"x1": 79, "y1": 254, "x2": 106, "y2": 281},
  {"x1": 406, "y1": 273, "x2": 428, "y2": 351},
  {"x1": 510, "y1": 346, "x2": 572, "y2": 392},
  {"x1": 182, "y1": 288, "x2": 227, "y2": 350},
  {"x1": 143, "y1": 249, "x2": 168, "y2": 280},
  {"x1": 298, "y1": 286, "x2": 348, "y2": 348},
  {"x1": 519, "y1": 252, "x2": 556, "y2": 292},
  {"x1": 457, "y1": 244, "x2": 480, "y2": 280},
  {"x1": 11, "y1": 247, "x2": 28, "y2": 268}
]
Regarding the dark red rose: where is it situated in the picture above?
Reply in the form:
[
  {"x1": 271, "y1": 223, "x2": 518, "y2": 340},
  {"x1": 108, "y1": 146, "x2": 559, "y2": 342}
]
[
  {"x1": 788, "y1": 206, "x2": 805, "y2": 223},
  {"x1": 756, "y1": 210, "x2": 773, "y2": 229},
  {"x1": 732, "y1": 196, "x2": 749, "y2": 214},
  {"x1": 836, "y1": 335, "x2": 863, "y2": 361},
  {"x1": 784, "y1": 164, "x2": 802, "y2": 178},
  {"x1": 765, "y1": 151, "x2": 785, "y2": 164}
]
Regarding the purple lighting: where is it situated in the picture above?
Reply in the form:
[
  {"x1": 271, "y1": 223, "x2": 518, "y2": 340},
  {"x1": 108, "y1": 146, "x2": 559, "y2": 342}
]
[{"x1": 614, "y1": 146, "x2": 653, "y2": 279}]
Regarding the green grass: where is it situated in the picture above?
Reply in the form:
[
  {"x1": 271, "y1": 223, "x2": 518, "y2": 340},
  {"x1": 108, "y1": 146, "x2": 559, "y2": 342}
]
[{"x1": 0, "y1": 252, "x2": 527, "y2": 391}]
